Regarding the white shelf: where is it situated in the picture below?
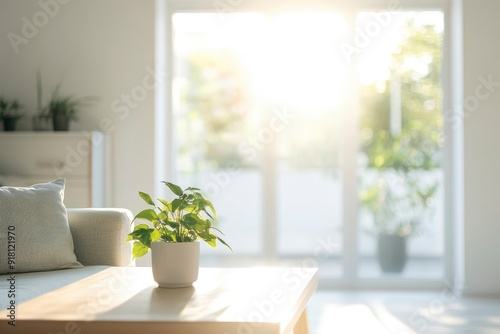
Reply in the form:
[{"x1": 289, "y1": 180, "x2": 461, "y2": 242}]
[{"x1": 0, "y1": 131, "x2": 107, "y2": 208}]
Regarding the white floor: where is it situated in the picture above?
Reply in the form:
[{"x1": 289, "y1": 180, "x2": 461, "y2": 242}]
[{"x1": 307, "y1": 290, "x2": 500, "y2": 334}]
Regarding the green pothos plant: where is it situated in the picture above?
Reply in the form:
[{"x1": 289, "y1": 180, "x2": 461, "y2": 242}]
[{"x1": 125, "y1": 181, "x2": 232, "y2": 258}]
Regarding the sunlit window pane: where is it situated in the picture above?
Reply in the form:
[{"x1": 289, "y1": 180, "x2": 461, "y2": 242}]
[
  {"x1": 173, "y1": 13, "x2": 347, "y2": 276},
  {"x1": 357, "y1": 11, "x2": 445, "y2": 278},
  {"x1": 172, "y1": 9, "x2": 447, "y2": 283},
  {"x1": 173, "y1": 13, "x2": 265, "y2": 259}
]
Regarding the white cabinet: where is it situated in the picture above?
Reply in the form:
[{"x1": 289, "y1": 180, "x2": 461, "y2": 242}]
[{"x1": 0, "y1": 132, "x2": 107, "y2": 208}]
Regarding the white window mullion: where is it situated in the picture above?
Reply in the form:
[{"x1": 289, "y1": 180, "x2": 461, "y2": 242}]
[
  {"x1": 445, "y1": 0, "x2": 464, "y2": 290},
  {"x1": 342, "y1": 79, "x2": 361, "y2": 286},
  {"x1": 155, "y1": 0, "x2": 172, "y2": 200},
  {"x1": 262, "y1": 139, "x2": 278, "y2": 264},
  {"x1": 341, "y1": 10, "x2": 361, "y2": 286}
]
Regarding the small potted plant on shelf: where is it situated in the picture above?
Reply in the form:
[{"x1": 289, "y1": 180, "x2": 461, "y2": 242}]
[
  {"x1": 47, "y1": 86, "x2": 98, "y2": 131},
  {"x1": 125, "y1": 181, "x2": 232, "y2": 288},
  {"x1": 0, "y1": 97, "x2": 24, "y2": 131},
  {"x1": 35, "y1": 70, "x2": 99, "y2": 131}
]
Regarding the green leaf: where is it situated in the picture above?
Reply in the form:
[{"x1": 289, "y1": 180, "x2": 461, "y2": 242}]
[
  {"x1": 132, "y1": 242, "x2": 149, "y2": 258},
  {"x1": 157, "y1": 198, "x2": 171, "y2": 209},
  {"x1": 164, "y1": 182, "x2": 183, "y2": 196},
  {"x1": 151, "y1": 228, "x2": 162, "y2": 242},
  {"x1": 204, "y1": 234, "x2": 217, "y2": 248},
  {"x1": 205, "y1": 198, "x2": 217, "y2": 217},
  {"x1": 157, "y1": 210, "x2": 168, "y2": 220},
  {"x1": 127, "y1": 223, "x2": 161, "y2": 248},
  {"x1": 125, "y1": 224, "x2": 152, "y2": 242},
  {"x1": 183, "y1": 213, "x2": 208, "y2": 231},
  {"x1": 163, "y1": 219, "x2": 180, "y2": 229},
  {"x1": 134, "y1": 209, "x2": 158, "y2": 222},
  {"x1": 171, "y1": 198, "x2": 184, "y2": 213},
  {"x1": 217, "y1": 236, "x2": 233, "y2": 252},
  {"x1": 137, "y1": 230, "x2": 153, "y2": 246},
  {"x1": 133, "y1": 223, "x2": 151, "y2": 231},
  {"x1": 210, "y1": 226, "x2": 225, "y2": 235},
  {"x1": 162, "y1": 234, "x2": 175, "y2": 242},
  {"x1": 184, "y1": 204, "x2": 200, "y2": 215},
  {"x1": 139, "y1": 191, "x2": 155, "y2": 206}
]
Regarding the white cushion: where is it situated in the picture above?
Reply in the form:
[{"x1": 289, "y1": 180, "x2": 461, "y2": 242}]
[{"x1": 0, "y1": 179, "x2": 82, "y2": 274}]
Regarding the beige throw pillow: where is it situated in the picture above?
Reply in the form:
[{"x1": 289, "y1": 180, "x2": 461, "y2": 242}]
[{"x1": 0, "y1": 179, "x2": 82, "y2": 274}]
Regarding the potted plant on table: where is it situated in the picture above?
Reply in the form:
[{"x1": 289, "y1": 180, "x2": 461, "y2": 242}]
[
  {"x1": 0, "y1": 97, "x2": 24, "y2": 131},
  {"x1": 125, "y1": 181, "x2": 232, "y2": 288}
]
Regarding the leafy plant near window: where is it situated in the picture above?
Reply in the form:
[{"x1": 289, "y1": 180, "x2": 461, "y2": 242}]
[
  {"x1": 125, "y1": 181, "x2": 232, "y2": 258},
  {"x1": 359, "y1": 18, "x2": 443, "y2": 238},
  {"x1": 359, "y1": 125, "x2": 440, "y2": 236},
  {"x1": 359, "y1": 172, "x2": 438, "y2": 236}
]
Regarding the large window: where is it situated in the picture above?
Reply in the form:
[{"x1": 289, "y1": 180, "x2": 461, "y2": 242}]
[{"x1": 167, "y1": 3, "x2": 447, "y2": 287}]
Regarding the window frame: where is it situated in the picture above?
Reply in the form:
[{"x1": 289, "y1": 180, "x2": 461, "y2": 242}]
[{"x1": 155, "y1": 0, "x2": 461, "y2": 290}]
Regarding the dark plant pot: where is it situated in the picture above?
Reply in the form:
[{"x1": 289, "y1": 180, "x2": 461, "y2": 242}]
[
  {"x1": 53, "y1": 115, "x2": 70, "y2": 131},
  {"x1": 377, "y1": 234, "x2": 407, "y2": 273},
  {"x1": 3, "y1": 118, "x2": 17, "y2": 131}
]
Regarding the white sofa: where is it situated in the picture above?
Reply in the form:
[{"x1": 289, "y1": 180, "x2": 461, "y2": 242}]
[{"x1": 0, "y1": 208, "x2": 133, "y2": 307}]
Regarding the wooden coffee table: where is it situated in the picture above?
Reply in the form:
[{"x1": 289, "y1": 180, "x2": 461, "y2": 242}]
[{"x1": 4, "y1": 267, "x2": 318, "y2": 334}]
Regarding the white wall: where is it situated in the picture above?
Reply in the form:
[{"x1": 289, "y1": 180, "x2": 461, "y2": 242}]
[
  {"x1": 463, "y1": 0, "x2": 500, "y2": 295},
  {"x1": 0, "y1": 0, "x2": 156, "y2": 214}
]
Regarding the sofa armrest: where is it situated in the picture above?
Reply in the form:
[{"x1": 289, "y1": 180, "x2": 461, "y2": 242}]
[{"x1": 67, "y1": 208, "x2": 134, "y2": 267}]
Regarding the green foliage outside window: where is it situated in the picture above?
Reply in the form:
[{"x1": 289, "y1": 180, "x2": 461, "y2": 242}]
[
  {"x1": 178, "y1": 51, "x2": 253, "y2": 170},
  {"x1": 359, "y1": 18, "x2": 444, "y2": 236}
]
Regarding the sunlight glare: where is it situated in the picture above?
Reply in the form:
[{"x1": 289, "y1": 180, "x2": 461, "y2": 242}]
[
  {"x1": 357, "y1": 11, "x2": 444, "y2": 86},
  {"x1": 174, "y1": 12, "x2": 349, "y2": 112},
  {"x1": 317, "y1": 304, "x2": 393, "y2": 334},
  {"x1": 252, "y1": 13, "x2": 348, "y2": 110}
]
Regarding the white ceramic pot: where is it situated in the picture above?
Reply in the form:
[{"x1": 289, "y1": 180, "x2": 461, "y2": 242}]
[{"x1": 151, "y1": 241, "x2": 200, "y2": 288}]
